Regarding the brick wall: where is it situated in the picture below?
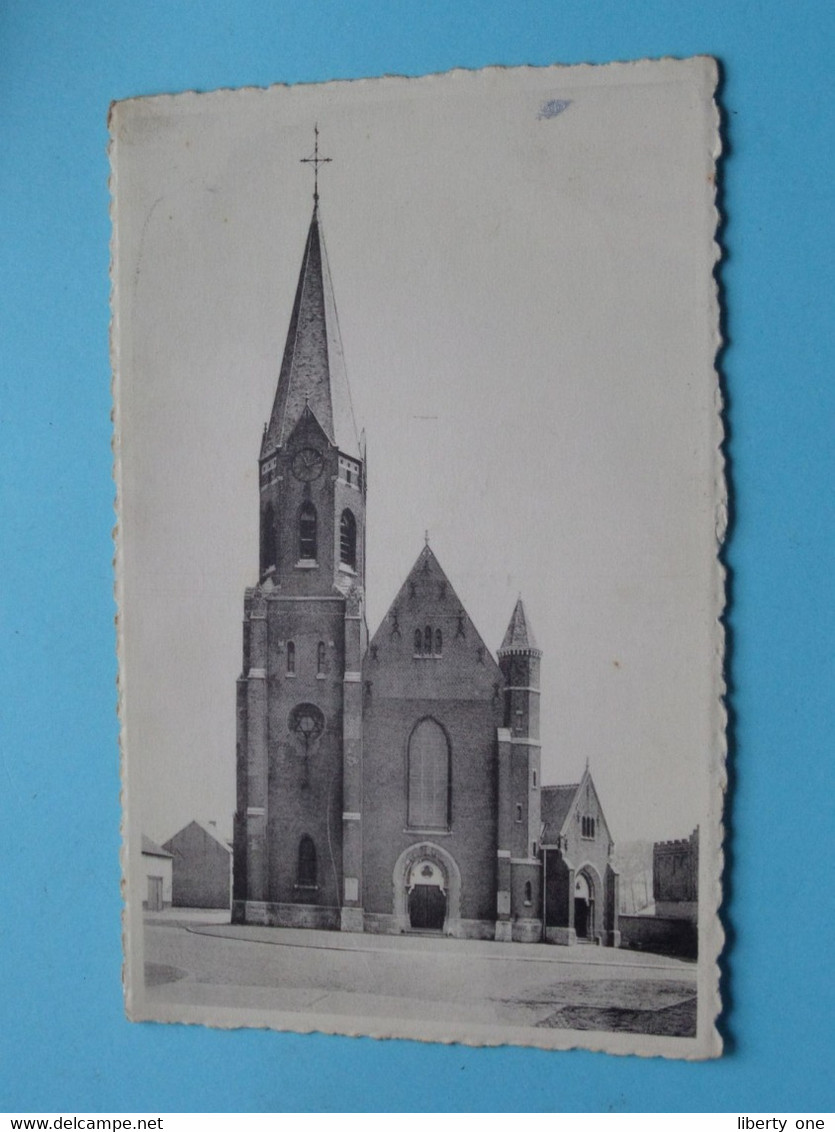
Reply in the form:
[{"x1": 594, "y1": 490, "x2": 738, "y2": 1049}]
[
  {"x1": 362, "y1": 697, "x2": 501, "y2": 923},
  {"x1": 362, "y1": 548, "x2": 503, "y2": 928},
  {"x1": 653, "y1": 827, "x2": 699, "y2": 905},
  {"x1": 265, "y1": 597, "x2": 346, "y2": 909},
  {"x1": 619, "y1": 913, "x2": 698, "y2": 959}
]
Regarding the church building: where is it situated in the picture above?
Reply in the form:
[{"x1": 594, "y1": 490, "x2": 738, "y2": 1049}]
[{"x1": 232, "y1": 154, "x2": 619, "y2": 946}]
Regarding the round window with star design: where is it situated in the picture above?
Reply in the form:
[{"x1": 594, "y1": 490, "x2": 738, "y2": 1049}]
[{"x1": 288, "y1": 703, "x2": 325, "y2": 746}]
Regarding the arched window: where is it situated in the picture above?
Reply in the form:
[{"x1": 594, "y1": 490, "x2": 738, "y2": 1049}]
[
  {"x1": 297, "y1": 835, "x2": 317, "y2": 887},
  {"x1": 340, "y1": 509, "x2": 357, "y2": 569},
  {"x1": 408, "y1": 719, "x2": 450, "y2": 830},
  {"x1": 286, "y1": 641, "x2": 296, "y2": 675},
  {"x1": 299, "y1": 503, "x2": 317, "y2": 560},
  {"x1": 413, "y1": 629, "x2": 423, "y2": 655},
  {"x1": 434, "y1": 628, "x2": 443, "y2": 656},
  {"x1": 261, "y1": 502, "x2": 277, "y2": 573},
  {"x1": 317, "y1": 641, "x2": 326, "y2": 675},
  {"x1": 424, "y1": 625, "x2": 432, "y2": 655},
  {"x1": 524, "y1": 880, "x2": 532, "y2": 904}
]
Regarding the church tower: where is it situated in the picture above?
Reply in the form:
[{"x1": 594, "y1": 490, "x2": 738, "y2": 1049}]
[
  {"x1": 233, "y1": 142, "x2": 366, "y2": 931},
  {"x1": 498, "y1": 598, "x2": 543, "y2": 942}
]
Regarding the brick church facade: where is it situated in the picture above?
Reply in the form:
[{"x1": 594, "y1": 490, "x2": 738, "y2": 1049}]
[{"x1": 232, "y1": 189, "x2": 620, "y2": 947}]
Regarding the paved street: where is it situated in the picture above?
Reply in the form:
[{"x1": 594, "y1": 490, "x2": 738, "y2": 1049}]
[{"x1": 142, "y1": 911, "x2": 697, "y2": 1038}]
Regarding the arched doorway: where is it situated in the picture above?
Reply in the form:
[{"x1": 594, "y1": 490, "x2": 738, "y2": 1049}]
[
  {"x1": 392, "y1": 842, "x2": 462, "y2": 936},
  {"x1": 407, "y1": 859, "x2": 447, "y2": 932},
  {"x1": 574, "y1": 872, "x2": 594, "y2": 940}
]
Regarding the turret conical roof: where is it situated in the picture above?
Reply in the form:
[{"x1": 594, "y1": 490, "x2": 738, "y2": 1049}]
[
  {"x1": 263, "y1": 204, "x2": 360, "y2": 459},
  {"x1": 498, "y1": 597, "x2": 541, "y2": 655}
]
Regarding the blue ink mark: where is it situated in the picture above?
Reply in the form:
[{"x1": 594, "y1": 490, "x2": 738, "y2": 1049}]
[{"x1": 538, "y1": 99, "x2": 572, "y2": 120}]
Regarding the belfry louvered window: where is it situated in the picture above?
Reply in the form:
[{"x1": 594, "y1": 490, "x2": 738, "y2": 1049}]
[
  {"x1": 407, "y1": 718, "x2": 450, "y2": 830},
  {"x1": 299, "y1": 503, "x2": 317, "y2": 560},
  {"x1": 340, "y1": 509, "x2": 357, "y2": 569}
]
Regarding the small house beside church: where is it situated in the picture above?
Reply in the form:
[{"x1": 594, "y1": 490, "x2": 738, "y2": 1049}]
[{"x1": 163, "y1": 820, "x2": 232, "y2": 910}]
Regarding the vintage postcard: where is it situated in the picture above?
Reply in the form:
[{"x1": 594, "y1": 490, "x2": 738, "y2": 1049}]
[{"x1": 112, "y1": 59, "x2": 725, "y2": 1057}]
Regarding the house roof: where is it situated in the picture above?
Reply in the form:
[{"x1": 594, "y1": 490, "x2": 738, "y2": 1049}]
[
  {"x1": 540, "y1": 784, "x2": 580, "y2": 843},
  {"x1": 262, "y1": 202, "x2": 360, "y2": 459},
  {"x1": 541, "y1": 769, "x2": 616, "y2": 847},
  {"x1": 141, "y1": 834, "x2": 173, "y2": 859},
  {"x1": 498, "y1": 596, "x2": 540, "y2": 655},
  {"x1": 162, "y1": 819, "x2": 233, "y2": 855}
]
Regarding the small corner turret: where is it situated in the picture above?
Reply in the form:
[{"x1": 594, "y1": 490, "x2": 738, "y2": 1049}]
[
  {"x1": 498, "y1": 597, "x2": 542, "y2": 733},
  {"x1": 497, "y1": 597, "x2": 543, "y2": 942}
]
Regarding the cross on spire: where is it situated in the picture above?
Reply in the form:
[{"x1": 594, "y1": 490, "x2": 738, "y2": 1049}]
[{"x1": 300, "y1": 124, "x2": 332, "y2": 206}]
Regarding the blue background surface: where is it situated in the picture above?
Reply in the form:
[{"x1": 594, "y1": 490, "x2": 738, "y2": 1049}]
[{"x1": 1, "y1": 0, "x2": 833, "y2": 1113}]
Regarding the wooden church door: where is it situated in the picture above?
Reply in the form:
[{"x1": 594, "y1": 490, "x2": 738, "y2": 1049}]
[
  {"x1": 574, "y1": 873, "x2": 592, "y2": 939},
  {"x1": 409, "y1": 884, "x2": 446, "y2": 931},
  {"x1": 407, "y1": 859, "x2": 447, "y2": 931}
]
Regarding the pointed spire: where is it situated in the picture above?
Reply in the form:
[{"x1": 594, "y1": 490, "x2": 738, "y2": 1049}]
[
  {"x1": 498, "y1": 596, "x2": 542, "y2": 656},
  {"x1": 263, "y1": 198, "x2": 360, "y2": 459}
]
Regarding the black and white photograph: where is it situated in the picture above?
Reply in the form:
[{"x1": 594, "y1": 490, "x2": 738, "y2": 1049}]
[{"x1": 113, "y1": 59, "x2": 724, "y2": 1057}]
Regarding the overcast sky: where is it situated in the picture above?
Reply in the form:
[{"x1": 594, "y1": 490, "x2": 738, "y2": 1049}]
[{"x1": 113, "y1": 60, "x2": 722, "y2": 849}]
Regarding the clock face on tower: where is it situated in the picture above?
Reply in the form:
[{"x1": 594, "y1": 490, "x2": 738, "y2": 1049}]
[{"x1": 291, "y1": 446, "x2": 324, "y2": 482}]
